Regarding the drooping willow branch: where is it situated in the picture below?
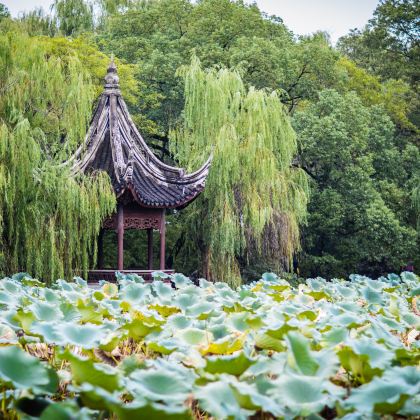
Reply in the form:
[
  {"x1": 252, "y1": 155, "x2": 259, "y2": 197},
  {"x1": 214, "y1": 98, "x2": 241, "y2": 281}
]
[
  {"x1": 171, "y1": 57, "x2": 309, "y2": 285},
  {"x1": 0, "y1": 32, "x2": 115, "y2": 283}
]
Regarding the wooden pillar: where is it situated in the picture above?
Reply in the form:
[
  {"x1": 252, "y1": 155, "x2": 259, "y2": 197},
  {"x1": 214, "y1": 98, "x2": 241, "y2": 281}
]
[
  {"x1": 117, "y1": 204, "x2": 124, "y2": 271},
  {"x1": 97, "y1": 229, "x2": 104, "y2": 269},
  {"x1": 147, "y1": 228, "x2": 153, "y2": 270},
  {"x1": 159, "y1": 211, "x2": 166, "y2": 270}
]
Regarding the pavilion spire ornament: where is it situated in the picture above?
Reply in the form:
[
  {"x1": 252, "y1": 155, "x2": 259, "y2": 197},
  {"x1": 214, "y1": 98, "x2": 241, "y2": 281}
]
[
  {"x1": 68, "y1": 61, "x2": 211, "y2": 281},
  {"x1": 104, "y1": 59, "x2": 120, "y2": 89}
]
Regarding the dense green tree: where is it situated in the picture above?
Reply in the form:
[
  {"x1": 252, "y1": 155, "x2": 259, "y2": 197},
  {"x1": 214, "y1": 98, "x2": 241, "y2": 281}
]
[
  {"x1": 294, "y1": 90, "x2": 418, "y2": 278},
  {"x1": 0, "y1": 32, "x2": 115, "y2": 283},
  {"x1": 98, "y1": 0, "x2": 339, "y2": 154},
  {"x1": 52, "y1": 0, "x2": 94, "y2": 36},
  {"x1": 335, "y1": 56, "x2": 416, "y2": 131},
  {"x1": 0, "y1": 3, "x2": 10, "y2": 19},
  {"x1": 338, "y1": 0, "x2": 419, "y2": 84},
  {"x1": 337, "y1": 0, "x2": 419, "y2": 130}
]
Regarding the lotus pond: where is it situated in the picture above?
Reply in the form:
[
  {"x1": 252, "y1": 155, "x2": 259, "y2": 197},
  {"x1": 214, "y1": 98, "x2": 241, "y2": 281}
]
[{"x1": 0, "y1": 271, "x2": 419, "y2": 419}]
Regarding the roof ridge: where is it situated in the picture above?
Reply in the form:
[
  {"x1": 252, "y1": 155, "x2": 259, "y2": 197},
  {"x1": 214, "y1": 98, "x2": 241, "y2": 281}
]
[{"x1": 68, "y1": 61, "x2": 211, "y2": 209}]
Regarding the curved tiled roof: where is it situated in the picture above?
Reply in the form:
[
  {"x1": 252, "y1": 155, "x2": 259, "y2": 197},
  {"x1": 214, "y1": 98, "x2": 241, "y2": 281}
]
[{"x1": 69, "y1": 61, "x2": 210, "y2": 209}]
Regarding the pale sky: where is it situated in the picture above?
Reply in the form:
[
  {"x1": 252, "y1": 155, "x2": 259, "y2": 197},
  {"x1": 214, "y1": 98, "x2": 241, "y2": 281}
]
[{"x1": 3, "y1": 0, "x2": 379, "y2": 43}]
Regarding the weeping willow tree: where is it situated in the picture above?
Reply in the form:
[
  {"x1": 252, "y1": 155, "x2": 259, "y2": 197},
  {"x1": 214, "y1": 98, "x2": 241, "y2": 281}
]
[
  {"x1": 0, "y1": 32, "x2": 115, "y2": 283},
  {"x1": 172, "y1": 58, "x2": 309, "y2": 285},
  {"x1": 52, "y1": 0, "x2": 94, "y2": 36}
]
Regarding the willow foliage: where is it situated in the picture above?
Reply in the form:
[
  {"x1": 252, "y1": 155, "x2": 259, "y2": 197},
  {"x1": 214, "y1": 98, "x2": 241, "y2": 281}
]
[
  {"x1": 0, "y1": 32, "x2": 115, "y2": 283},
  {"x1": 172, "y1": 58, "x2": 309, "y2": 285}
]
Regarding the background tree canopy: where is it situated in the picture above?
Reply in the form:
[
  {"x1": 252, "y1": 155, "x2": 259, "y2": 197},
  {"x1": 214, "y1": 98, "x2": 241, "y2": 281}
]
[{"x1": 0, "y1": 0, "x2": 418, "y2": 282}]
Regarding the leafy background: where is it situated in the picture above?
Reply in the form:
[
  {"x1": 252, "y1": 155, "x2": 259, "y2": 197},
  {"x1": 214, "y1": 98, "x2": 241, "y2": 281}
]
[
  {"x1": 0, "y1": 0, "x2": 418, "y2": 282},
  {"x1": 0, "y1": 271, "x2": 418, "y2": 418}
]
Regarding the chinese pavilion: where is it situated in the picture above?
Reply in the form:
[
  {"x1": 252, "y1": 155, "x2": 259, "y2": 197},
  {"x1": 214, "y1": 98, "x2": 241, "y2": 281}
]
[{"x1": 69, "y1": 61, "x2": 210, "y2": 282}]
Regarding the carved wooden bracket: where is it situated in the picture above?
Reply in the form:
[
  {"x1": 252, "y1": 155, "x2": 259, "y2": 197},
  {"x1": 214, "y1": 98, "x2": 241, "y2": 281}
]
[{"x1": 103, "y1": 215, "x2": 161, "y2": 230}]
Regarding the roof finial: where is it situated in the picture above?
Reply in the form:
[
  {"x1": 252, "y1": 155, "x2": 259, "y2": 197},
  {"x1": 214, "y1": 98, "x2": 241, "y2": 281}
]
[{"x1": 104, "y1": 55, "x2": 119, "y2": 88}]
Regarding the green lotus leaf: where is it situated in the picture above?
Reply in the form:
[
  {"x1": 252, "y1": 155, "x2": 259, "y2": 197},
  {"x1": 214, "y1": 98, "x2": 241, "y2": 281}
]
[
  {"x1": 101, "y1": 283, "x2": 119, "y2": 298},
  {"x1": 377, "y1": 314, "x2": 405, "y2": 331},
  {"x1": 123, "y1": 318, "x2": 161, "y2": 340},
  {"x1": 350, "y1": 337, "x2": 395, "y2": 369},
  {"x1": 171, "y1": 273, "x2": 192, "y2": 289},
  {"x1": 99, "y1": 331, "x2": 126, "y2": 352},
  {"x1": 262, "y1": 272, "x2": 278, "y2": 281},
  {"x1": 204, "y1": 351, "x2": 255, "y2": 376},
  {"x1": 307, "y1": 278, "x2": 326, "y2": 291},
  {"x1": 174, "y1": 293, "x2": 197, "y2": 310},
  {"x1": 208, "y1": 323, "x2": 230, "y2": 340},
  {"x1": 245, "y1": 354, "x2": 286, "y2": 377},
  {"x1": 59, "y1": 302, "x2": 81, "y2": 322},
  {"x1": 338, "y1": 345, "x2": 384, "y2": 383},
  {"x1": 132, "y1": 309, "x2": 165, "y2": 325},
  {"x1": 344, "y1": 368, "x2": 419, "y2": 414},
  {"x1": 286, "y1": 332, "x2": 320, "y2": 375},
  {"x1": 147, "y1": 339, "x2": 179, "y2": 355},
  {"x1": 321, "y1": 327, "x2": 348, "y2": 346},
  {"x1": 269, "y1": 373, "x2": 332, "y2": 416},
  {"x1": 153, "y1": 281, "x2": 173, "y2": 300},
  {"x1": 307, "y1": 290, "x2": 330, "y2": 301},
  {"x1": 297, "y1": 310, "x2": 318, "y2": 321},
  {"x1": 175, "y1": 327, "x2": 211, "y2": 346},
  {"x1": 269, "y1": 284, "x2": 290, "y2": 293},
  {"x1": 119, "y1": 354, "x2": 146, "y2": 376},
  {"x1": 227, "y1": 382, "x2": 260, "y2": 412},
  {"x1": 187, "y1": 301, "x2": 215, "y2": 319},
  {"x1": 336, "y1": 285, "x2": 357, "y2": 298},
  {"x1": 30, "y1": 321, "x2": 63, "y2": 343},
  {"x1": 227, "y1": 312, "x2": 250, "y2": 332},
  {"x1": 2, "y1": 279, "x2": 20, "y2": 294},
  {"x1": 74, "y1": 381, "x2": 123, "y2": 411},
  {"x1": 13, "y1": 309, "x2": 36, "y2": 332},
  {"x1": 121, "y1": 282, "x2": 150, "y2": 303},
  {"x1": 201, "y1": 336, "x2": 244, "y2": 355},
  {"x1": 361, "y1": 286, "x2": 383, "y2": 305},
  {"x1": 265, "y1": 322, "x2": 296, "y2": 339},
  {"x1": 125, "y1": 273, "x2": 145, "y2": 283},
  {"x1": 59, "y1": 323, "x2": 107, "y2": 349},
  {"x1": 62, "y1": 350, "x2": 121, "y2": 393},
  {"x1": 21, "y1": 277, "x2": 44, "y2": 287},
  {"x1": 167, "y1": 314, "x2": 191, "y2": 329},
  {"x1": 399, "y1": 394, "x2": 420, "y2": 417},
  {"x1": 246, "y1": 315, "x2": 265, "y2": 329},
  {"x1": 152, "y1": 271, "x2": 170, "y2": 280},
  {"x1": 42, "y1": 288, "x2": 60, "y2": 304},
  {"x1": 128, "y1": 369, "x2": 192, "y2": 404},
  {"x1": 149, "y1": 303, "x2": 180, "y2": 317},
  {"x1": 195, "y1": 380, "x2": 249, "y2": 419},
  {"x1": 92, "y1": 290, "x2": 105, "y2": 301},
  {"x1": 31, "y1": 301, "x2": 63, "y2": 322},
  {"x1": 334, "y1": 313, "x2": 365, "y2": 328},
  {"x1": 40, "y1": 400, "x2": 93, "y2": 420},
  {"x1": 395, "y1": 347, "x2": 420, "y2": 366},
  {"x1": 74, "y1": 277, "x2": 88, "y2": 287},
  {"x1": 55, "y1": 279, "x2": 75, "y2": 291},
  {"x1": 110, "y1": 400, "x2": 191, "y2": 420},
  {"x1": 229, "y1": 378, "x2": 284, "y2": 416},
  {"x1": 76, "y1": 301, "x2": 103, "y2": 324},
  {"x1": 0, "y1": 346, "x2": 58, "y2": 393},
  {"x1": 254, "y1": 332, "x2": 285, "y2": 352}
]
